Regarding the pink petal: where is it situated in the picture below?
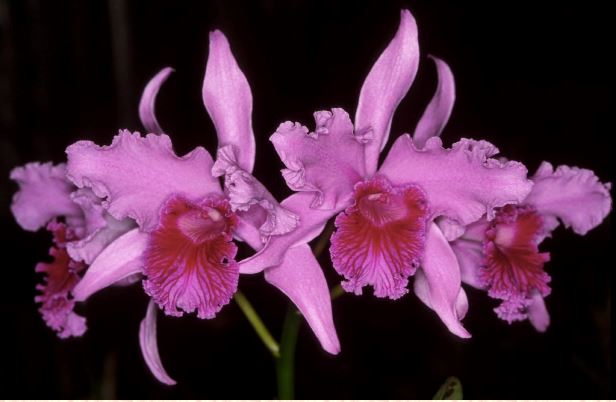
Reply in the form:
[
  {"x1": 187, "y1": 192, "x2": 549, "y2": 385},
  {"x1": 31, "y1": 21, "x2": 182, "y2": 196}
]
[
  {"x1": 525, "y1": 162, "x2": 612, "y2": 236},
  {"x1": 66, "y1": 130, "x2": 221, "y2": 232},
  {"x1": 72, "y1": 228, "x2": 147, "y2": 301},
  {"x1": 435, "y1": 216, "x2": 465, "y2": 241},
  {"x1": 234, "y1": 214, "x2": 264, "y2": 250},
  {"x1": 330, "y1": 176, "x2": 429, "y2": 299},
  {"x1": 378, "y1": 135, "x2": 533, "y2": 226},
  {"x1": 139, "y1": 300, "x2": 177, "y2": 385},
  {"x1": 69, "y1": 188, "x2": 108, "y2": 238},
  {"x1": 482, "y1": 205, "x2": 551, "y2": 323},
  {"x1": 10, "y1": 162, "x2": 81, "y2": 231},
  {"x1": 355, "y1": 9, "x2": 420, "y2": 176},
  {"x1": 412, "y1": 223, "x2": 471, "y2": 338},
  {"x1": 138, "y1": 67, "x2": 174, "y2": 134},
  {"x1": 35, "y1": 224, "x2": 88, "y2": 338},
  {"x1": 212, "y1": 145, "x2": 299, "y2": 241},
  {"x1": 482, "y1": 205, "x2": 551, "y2": 300},
  {"x1": 527, "y1": 291, "x2": 550, "y2": 332},
  {"x1": 67, "y1": 215, "x2": 135, "y2": 264},
  {"x1": 239, "y1": 192, "x2": 344, "y2": 274},
  {"x1": 270, "y1": 109, "x2": 365, "y2": 209},
  {"x1": 264, "y1": 244, "x2": 340, "y2": 354},
  {"x1": 450, "y1": 238, "x2": 485, "y2": 289},
  {"x1": 412, "y1": 56, "x2": 455, "y2": 149},
  {"x1": 203, "y1": 30, "x2": 255, "y2": 172},
  {"x1": 143, "y1": 195, "x2": 239, "y2": 319}
]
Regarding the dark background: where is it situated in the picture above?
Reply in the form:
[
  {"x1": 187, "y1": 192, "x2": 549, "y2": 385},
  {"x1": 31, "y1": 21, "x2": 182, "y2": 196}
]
[{"x1": 0, "y1": 0, "x2": 612, "y2": 398}]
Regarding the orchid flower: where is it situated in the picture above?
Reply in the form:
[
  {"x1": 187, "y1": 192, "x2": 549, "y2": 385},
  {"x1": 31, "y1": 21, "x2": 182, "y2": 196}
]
[
  {"x1": 239, "y1": 9, "x2": 534, "y2": 338},
  {"x1": 66, "y1": 30, "x2": 339, "y2": 385},
  {"x1": 10, "y1": 163, "x2": 134, "y2": 338},
  {"x1": 447, "y1": 162, "x2": 611, "y2": 331}
]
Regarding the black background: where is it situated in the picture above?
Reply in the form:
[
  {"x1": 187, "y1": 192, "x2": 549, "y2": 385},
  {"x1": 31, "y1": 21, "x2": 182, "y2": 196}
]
[{"x1": 0, "y1": 0, "x2": 612, "y2": 398}]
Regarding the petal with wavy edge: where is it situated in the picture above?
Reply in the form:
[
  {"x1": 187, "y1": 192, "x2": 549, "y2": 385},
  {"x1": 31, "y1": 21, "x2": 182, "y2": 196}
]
[
  {"x1": 212, "y1": 145, "x2": 298, "y2": 241},
  {"x1": 72, "y1": 228, "x2": 146, "y2": 301},
  {"x1": 66, "y1": 130, "x2": 221, "y2": 232},
  {"x1": 330, "y1": 177, "x2": 429, "y2": 299},
  {"x1": 203, "y1": 30, "x2": 255, "y2": 172},
  {"x1": 379, "y1": 135, "x2": 533, "y2": 225},
  {"x1": 525, "y1": 162, "x2": 612, "y2": 236},
  {"x1": 264, "y1": 243, "x2": 340, "y2": 354},
  {"x1": 142, "y1": 196, "x2": 239, "y2": 319},
  {"x1": 270, "y1": 109, "x2": 365, "y2": 209},
  {"x1": 239, "y1": 192, "x2": 346, "y2": 274},
  {"x1": 412, "y1": 56, "x2": 455, "y2": 149},
  {"x1": 139, "y1": 67, "x2": 174, "y2": 134},
  {"x1": 10, "y1": 162, "x2": 81, "y2": 231},
  {"x1": 413, "y1": 223, "x2": 470, "y2": 338},
  {"x1": 139, "y1": 300, "x2": 177, "y2": 385},
  {"x1": 356, "y1": 10, "x2": 420, "y2": 176}
]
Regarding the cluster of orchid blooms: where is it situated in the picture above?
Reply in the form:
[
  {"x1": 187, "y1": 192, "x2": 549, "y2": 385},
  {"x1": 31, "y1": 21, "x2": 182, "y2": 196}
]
[{"x1": 10, "y1": 10, "x2": 611, "y2": 385}]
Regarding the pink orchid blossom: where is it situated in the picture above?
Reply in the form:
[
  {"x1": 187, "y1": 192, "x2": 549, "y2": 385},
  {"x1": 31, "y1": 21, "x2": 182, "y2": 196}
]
[
  {"x1": 239, "y1": 9, "x2": 534, "y2": 338},
  {"x1": 66, "y1": 31, "x2": 339, "y2": 385},
  {"x1": 447, "y1": 162, "x2": 611, "y2": 331},
  {"x1": 10, "y1": 163, "x2": 134, "y2": 338}
]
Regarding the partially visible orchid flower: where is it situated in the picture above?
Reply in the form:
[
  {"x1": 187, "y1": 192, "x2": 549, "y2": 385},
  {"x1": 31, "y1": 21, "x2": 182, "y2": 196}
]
[
  {"x1": 239, "y1": 9, "x2": 534, "y2": 338},
  {"x1": 67, "y1": 30, "x2": 339, "y2": 385},
  {"x1": 9, "y1": 163, "x2": 134, "y2": 338},
  {"x1": 448, "y1": 162, "x2": 611, "y2": 331}
]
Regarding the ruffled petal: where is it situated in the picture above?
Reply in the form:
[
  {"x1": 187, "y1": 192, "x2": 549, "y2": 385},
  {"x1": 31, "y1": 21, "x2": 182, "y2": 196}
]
[
  {"x1": 72, "y1": 228, "x2": 147, "y2": 301},
  {"x1": 412, "y1": 56, "x2": 455, "y2": 149},
  {"x1": 330, "y1": 177, "x2": 429, "y2": 299},
  {"x1": 143, "y1": 196, "x2": 239, "y2": 319},
  {"x1": 270, "y1": 109, "x2": 365, "y2": 209},
  {"x1": 138, "y1": 67, "x2": 174, "y2": 134},
  {"x1": 203, "y1": 30, "x2": 255, "y2": 172},
  {"x1": 481, "y1": 205, "x2": 551, "y2": 323},
  {"x1": 66, "y1": 130, "x2": 221, "y2": 232},
  {"x1": 239, "y1": 192, "x2": 344, "y2": 274},
  {"x1": 525, "y1": 162, "x2": 612, "y2": 236},
  {"x1": 482, "y1": 205, "x2": 551, "y2": 297},
  {"x1": 139, "y1": 300, "x2": 177, "y2": 385},
  {"x1": 527, "y1": 291, "x2": 550, "y2": 332},
  {"x1": 212, "y1": 145, "x2": 298, "y2": 241},
  {"x1": 412, "y1": 223, "x2": 470, "y2": 338},
  {"x1": 378, "y1": 135, "x2": 533, "y2": 225},
  {"x1": 264, "y1": 244, "x2": 340, "y2": 354},
  {"x1": 355, "y1": 9, "x2": 420, "y2": 176},
  {"x1": 35, "y1": 221, "x2": 87, "y2": 338},
  {"x1": 450, "y1": 238, "x2": 485, "y2": 289},
  {"x1": 10, "y1": 162, "x2": 81, "y2": 231}
]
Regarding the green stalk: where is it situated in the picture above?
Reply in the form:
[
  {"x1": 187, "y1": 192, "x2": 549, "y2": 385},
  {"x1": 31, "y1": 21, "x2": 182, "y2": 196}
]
[
  {"x1": 276, "y1": 307, "x2": 301, "y2": 399},
  {"x1": 234, "y1": 291, "x2": 280, "y2": 358},
  {"x1": 330, "y1": 283, "x2": 345, "y2": 300},
  {"x1": 275, "y1": 221, "x2": 336, "y2": 399}
]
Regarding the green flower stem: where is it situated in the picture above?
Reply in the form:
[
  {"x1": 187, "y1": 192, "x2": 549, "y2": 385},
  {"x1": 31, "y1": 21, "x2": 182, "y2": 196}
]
[
  {"x1": 276, "y1": 307, "x2": 301, "y2": 399},
  {"x1": 234, "y1": 291, "x2": 280, "y2": 358},
  {"x1": 330, "y1": 283, "x2": 345, "y2": 300},
  {"x1": 275, "y1": 221, "x2": 340, "y2": 399}
]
